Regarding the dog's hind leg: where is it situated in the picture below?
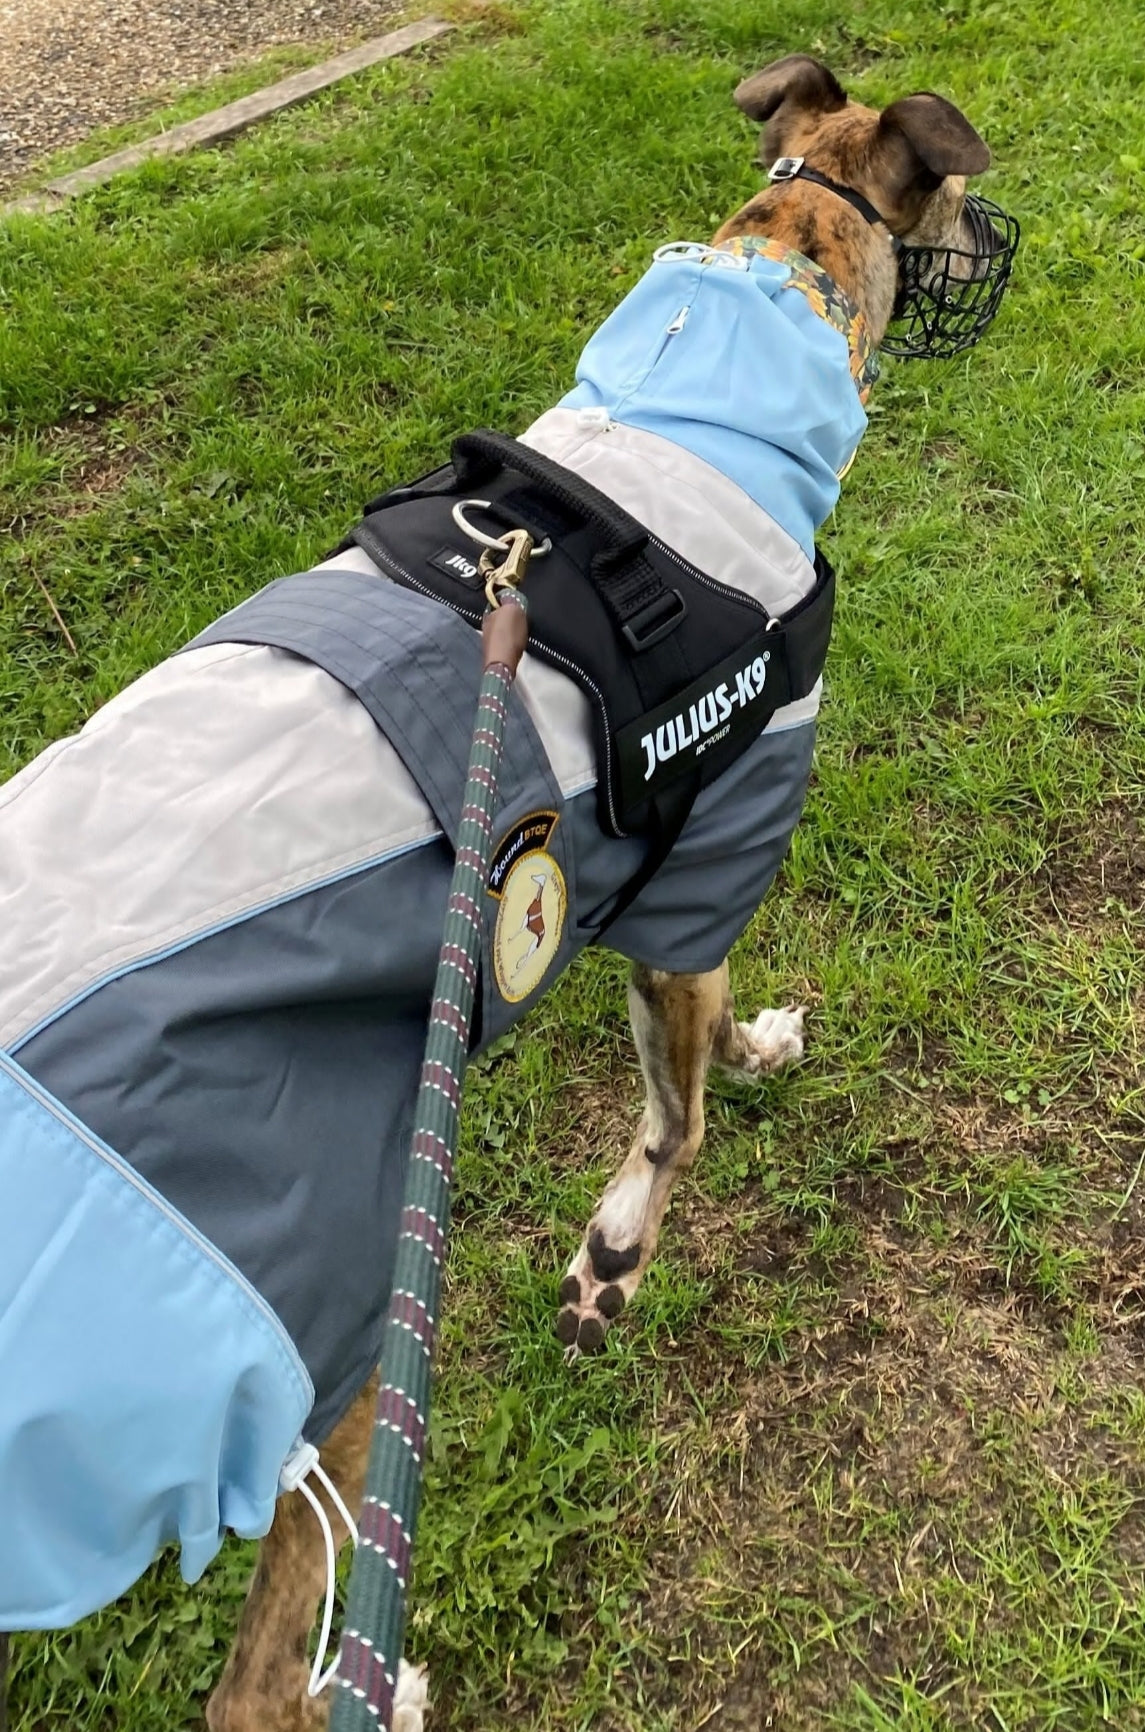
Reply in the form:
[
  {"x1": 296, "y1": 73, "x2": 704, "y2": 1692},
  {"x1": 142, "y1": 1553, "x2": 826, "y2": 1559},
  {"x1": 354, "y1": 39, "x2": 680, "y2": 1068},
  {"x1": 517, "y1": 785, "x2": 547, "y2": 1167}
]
[
  {"x1": 556, "y1": 962, "x2": 804, "y2": 1354},
  {"x1": 205, "y1": 1378, "x2": 429, "y2": 1732}
]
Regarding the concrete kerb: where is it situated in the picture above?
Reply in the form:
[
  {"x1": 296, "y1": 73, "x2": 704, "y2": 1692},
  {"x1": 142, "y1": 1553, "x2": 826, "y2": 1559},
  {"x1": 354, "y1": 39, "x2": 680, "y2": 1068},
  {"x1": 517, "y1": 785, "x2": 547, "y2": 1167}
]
[{"x1": 2, "y1": 18, "x2": 452, "y2": 218}]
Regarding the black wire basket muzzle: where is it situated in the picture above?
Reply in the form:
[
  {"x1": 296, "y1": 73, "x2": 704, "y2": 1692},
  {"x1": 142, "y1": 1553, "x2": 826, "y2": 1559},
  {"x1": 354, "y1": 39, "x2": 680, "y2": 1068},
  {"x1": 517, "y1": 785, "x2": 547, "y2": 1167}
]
[{"x1": 883, "y1": 195, "x2": 1020, "y2": 361}]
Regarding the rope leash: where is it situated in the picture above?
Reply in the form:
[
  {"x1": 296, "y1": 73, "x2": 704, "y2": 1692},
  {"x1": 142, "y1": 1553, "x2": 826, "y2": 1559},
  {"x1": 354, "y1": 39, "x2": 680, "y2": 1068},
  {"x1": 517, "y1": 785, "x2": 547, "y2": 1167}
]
[{"x1": 328, "y1": 531, "x2": 532, "y2": 1731}]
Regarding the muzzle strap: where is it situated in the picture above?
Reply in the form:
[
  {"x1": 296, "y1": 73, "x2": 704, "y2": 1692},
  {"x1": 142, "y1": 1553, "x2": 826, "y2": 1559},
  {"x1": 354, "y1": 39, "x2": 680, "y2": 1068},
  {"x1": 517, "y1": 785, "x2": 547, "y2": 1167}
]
[
  {"x1": 768, "y1": 156, "x2": 902, "y2": 252},
  {"x1": 765, "y1": 156, "x2": 1019, "y2": 360}
]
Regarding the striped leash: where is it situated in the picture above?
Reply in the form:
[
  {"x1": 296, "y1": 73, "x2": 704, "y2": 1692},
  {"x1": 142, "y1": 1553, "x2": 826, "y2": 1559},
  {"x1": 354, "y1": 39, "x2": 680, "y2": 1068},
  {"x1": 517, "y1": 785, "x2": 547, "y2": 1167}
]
[{"x1": 328, "y1": 529, "x2": 533, "y2": 1731}]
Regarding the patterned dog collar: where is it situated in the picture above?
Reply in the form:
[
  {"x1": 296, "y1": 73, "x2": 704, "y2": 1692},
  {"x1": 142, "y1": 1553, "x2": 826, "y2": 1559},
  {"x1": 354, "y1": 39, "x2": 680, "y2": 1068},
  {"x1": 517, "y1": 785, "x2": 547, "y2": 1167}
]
[{"x1": 714, "y1": 234, "x2": 878, "y2": 404}]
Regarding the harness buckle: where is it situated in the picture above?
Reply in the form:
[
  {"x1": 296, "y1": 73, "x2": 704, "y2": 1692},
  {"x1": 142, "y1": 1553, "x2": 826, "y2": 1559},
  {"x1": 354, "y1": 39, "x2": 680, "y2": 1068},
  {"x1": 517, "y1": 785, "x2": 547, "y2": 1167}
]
[
  {"x1": 621, "y1": 588, "x2": 687, "y2": 650},
  {"x1": 768, "y1": 156, "x2": 805, "y2": 181}
]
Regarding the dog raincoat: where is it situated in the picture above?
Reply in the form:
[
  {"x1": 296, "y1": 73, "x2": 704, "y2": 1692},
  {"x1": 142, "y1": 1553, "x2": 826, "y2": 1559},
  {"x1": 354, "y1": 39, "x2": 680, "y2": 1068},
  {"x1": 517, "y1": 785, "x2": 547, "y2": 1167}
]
[{"x1": 0, "y1": 237, "x2": 868, "y2": 1630}]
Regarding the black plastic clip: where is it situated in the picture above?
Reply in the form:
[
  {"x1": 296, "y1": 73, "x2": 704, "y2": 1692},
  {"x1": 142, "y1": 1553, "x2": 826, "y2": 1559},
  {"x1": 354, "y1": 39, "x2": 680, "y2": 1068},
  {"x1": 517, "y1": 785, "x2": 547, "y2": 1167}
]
[{"x1": 621, "y1": 589, "x2": 687, "y2": 650}]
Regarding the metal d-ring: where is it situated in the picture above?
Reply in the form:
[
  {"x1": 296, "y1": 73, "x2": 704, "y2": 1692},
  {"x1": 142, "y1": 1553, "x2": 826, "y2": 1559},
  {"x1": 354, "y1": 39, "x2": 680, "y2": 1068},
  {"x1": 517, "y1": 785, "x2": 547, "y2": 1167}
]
[{"x1": 451, "y1": 499, "x2": 551, "y2": 557}]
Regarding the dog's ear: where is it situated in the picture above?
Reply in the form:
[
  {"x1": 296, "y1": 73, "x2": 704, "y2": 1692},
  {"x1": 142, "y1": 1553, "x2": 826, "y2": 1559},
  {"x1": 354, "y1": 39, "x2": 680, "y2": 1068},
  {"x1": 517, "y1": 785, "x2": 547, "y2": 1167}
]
[
  {"x1": 734, "y1": 54, "x2": 847, "y2": 129},
  {"x1": 878, "y1": 92, "x2": 990, "y2": 178}
]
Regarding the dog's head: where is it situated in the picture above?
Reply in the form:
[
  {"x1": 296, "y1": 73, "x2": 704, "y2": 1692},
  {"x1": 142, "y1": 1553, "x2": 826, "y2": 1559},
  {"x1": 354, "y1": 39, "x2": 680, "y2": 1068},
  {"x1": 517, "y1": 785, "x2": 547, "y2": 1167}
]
[{"x1": 717, "y1": 55, "x2": 1017, "y2": 355}]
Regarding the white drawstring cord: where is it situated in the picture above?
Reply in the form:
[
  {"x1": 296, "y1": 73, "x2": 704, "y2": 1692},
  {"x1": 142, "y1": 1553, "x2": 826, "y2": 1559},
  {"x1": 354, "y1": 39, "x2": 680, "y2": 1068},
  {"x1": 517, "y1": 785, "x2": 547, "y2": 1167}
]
[
  {"x1": 652, "y1": 241, "x2": 750, "y2": 270},
  {"x1": 279, "y1": 1442, "x2": 360, "y2": 1698}
]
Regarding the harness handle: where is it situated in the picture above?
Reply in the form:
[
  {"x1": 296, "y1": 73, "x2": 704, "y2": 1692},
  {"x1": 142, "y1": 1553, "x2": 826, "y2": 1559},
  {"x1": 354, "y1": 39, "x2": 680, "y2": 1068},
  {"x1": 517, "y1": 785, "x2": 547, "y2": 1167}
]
[
  {"x1": 452, "y1": 431, "x2": 680, "y2": 648},
  {"x1": 453, "y1": 429, "x2": 648, "y2": 561}
]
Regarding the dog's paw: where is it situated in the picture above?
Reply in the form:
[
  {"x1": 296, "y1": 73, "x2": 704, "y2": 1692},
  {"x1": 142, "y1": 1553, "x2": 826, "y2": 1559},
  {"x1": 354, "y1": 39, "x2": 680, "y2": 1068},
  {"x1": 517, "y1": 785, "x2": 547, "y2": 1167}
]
[
  {"x1": 554, "y1": 1231, "x2": 639, "y2": 1359},
  {"x1": 393, "y1": 1659, "x2": 430, "y2": 1732},
  {"x1": 723, "y1": 1005, "x2": 806, "y2": 1080}
]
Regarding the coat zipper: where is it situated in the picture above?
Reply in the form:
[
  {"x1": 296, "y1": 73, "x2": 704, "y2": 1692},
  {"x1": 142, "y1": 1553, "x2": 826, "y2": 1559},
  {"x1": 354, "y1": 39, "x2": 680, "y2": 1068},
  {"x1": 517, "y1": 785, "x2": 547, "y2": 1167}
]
[{"x1": 645, "y1": 303, "x2": 690, "y2": 372}]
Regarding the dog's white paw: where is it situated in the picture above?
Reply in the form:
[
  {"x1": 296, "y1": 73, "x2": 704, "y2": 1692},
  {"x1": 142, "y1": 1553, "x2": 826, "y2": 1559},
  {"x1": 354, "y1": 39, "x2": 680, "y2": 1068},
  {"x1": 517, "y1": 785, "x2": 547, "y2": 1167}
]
[
  {"x1": 724, "y1": 1005, "x2": 806, "y2": 1080},
  {"x1": 393, "y1": 1659, "x2": 430, "y2": 1732}
]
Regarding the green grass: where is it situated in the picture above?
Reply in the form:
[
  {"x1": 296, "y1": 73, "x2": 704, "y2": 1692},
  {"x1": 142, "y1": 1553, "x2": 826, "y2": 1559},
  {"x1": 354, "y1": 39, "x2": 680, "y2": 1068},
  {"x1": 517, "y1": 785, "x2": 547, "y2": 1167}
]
[{"x1": 5, "y1": 0, "x2": 1145, "y2": 1727}]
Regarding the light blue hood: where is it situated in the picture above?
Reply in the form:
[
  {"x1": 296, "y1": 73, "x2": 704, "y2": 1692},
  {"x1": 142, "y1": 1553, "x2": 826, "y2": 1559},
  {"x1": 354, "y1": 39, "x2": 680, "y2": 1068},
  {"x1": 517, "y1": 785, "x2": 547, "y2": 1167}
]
[{"x1": 560, "y1": 241, "x2": 870, "y2": 562}]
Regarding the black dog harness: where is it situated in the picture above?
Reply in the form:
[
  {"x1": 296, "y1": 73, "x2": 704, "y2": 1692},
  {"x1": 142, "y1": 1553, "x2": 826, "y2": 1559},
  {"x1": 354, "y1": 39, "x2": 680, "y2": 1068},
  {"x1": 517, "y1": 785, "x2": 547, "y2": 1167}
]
[{"x1": 334, "y1": 429, "x2": 834, "y2": 909}]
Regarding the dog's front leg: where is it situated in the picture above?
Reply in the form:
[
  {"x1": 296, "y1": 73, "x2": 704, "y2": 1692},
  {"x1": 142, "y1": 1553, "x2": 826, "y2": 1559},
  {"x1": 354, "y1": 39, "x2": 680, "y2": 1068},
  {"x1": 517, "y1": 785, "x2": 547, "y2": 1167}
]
[
  {"x1": 556, "y1": 961, "x2": 804, "y2": 1354},
  {"x1": 206, "y1": 1378, "x2": 429, "y2": 1732}
]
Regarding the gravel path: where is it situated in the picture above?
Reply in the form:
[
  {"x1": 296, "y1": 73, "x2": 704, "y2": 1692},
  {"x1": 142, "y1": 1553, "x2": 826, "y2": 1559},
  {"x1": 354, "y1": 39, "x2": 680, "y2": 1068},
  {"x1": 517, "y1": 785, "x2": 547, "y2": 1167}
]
[{"x1": 0, "y1": 0, "x2": 403, "y2": 193}]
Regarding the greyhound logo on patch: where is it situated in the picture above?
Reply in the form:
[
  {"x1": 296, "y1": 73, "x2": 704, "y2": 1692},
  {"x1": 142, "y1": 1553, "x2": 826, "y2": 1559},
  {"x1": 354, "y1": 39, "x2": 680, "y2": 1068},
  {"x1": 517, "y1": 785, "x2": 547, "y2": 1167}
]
[{"x1": 492, "y1": 849, "x2": 567, "y2": 1003}]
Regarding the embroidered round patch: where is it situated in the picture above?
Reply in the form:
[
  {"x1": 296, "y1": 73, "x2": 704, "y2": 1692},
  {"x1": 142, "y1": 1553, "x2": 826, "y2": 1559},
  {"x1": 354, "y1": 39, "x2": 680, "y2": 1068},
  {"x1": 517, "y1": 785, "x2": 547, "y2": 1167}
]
[{"x1": 492, "y1": 849, "x2": 567, "y2": 1003}]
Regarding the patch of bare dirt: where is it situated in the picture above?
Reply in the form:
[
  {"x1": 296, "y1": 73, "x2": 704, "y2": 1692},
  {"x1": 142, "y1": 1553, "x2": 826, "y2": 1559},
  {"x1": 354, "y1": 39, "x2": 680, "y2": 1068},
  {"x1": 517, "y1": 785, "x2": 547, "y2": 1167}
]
[
  {"x1": 630, "y1": 1274, "x2": 1145, "y2": 1727},
  {"x1": 3, "y1": 414, "x2": 144, "y2": 544},
  {"x1": 55, "y1": 421, "x2": 140, "y2": 511},
  {"x1": 1040, "y1": 801, "x2": 1145, "y2": 929},
  {"x1": 557, "y1": 1074, "x2": 644, "y2": 1170},
  {"x1": 612, "y1": 1094, "x2": 1145, "y2": 1729}
]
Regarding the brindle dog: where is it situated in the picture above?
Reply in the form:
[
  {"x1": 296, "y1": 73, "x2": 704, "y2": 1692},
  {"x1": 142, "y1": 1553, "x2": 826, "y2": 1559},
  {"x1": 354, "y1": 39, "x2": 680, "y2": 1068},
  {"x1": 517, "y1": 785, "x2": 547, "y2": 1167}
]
[{"x1": 205, "y1": 54, "x2": 996, "y2": 1732}]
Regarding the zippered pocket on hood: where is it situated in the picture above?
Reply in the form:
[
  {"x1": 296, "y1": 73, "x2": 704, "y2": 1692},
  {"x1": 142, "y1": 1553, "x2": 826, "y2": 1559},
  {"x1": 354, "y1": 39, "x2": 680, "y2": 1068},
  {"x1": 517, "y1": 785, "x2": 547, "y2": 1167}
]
[{"x1": 610, "y1": 260, "x2": 704, "y2": 419}]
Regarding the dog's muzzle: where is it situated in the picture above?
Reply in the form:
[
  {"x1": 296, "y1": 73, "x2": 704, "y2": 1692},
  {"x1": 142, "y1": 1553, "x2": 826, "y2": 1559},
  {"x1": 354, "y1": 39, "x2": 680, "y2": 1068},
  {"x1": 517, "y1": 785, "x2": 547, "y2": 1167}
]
[
  {"x1": 883, "y1": 195, "x2": 1020, "y2": 361},
  {"x1": 767, "y1": 159, "x2": 1020, "y2": 361}
]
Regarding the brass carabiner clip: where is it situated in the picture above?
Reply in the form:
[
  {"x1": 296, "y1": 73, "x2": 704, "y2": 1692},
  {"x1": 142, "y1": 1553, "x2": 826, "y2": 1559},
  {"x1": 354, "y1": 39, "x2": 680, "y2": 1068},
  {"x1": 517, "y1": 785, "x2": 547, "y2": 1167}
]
[{"x1": 479, "y1": 527, "x2": 533, "y2": 610}]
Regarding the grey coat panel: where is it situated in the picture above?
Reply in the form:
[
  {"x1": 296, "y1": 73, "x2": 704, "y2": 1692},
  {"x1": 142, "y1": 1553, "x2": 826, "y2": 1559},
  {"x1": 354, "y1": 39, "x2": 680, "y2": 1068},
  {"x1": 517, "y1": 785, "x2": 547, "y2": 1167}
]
[
  {"x1": 16, "y1": 570, "x2": 814, "y2": 1440},
  {"x1": 18, "y1": 842, "x2": 448, "y2": 1442}
]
